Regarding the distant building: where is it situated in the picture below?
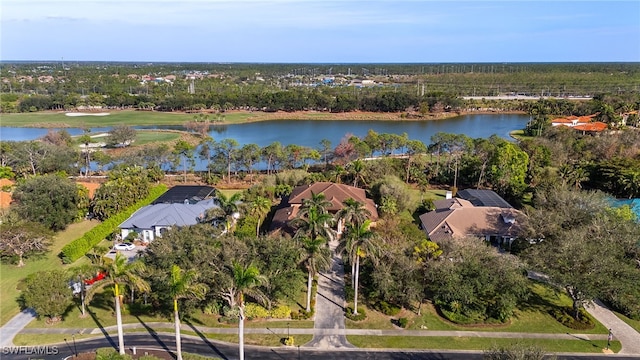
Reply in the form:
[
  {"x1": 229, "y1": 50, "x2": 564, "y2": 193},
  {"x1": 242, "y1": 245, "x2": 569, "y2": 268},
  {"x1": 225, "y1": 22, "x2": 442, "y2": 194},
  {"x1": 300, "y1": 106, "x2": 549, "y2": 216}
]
[{"x1": 551, "y1": 114, "x2": 607, "y2": 133}]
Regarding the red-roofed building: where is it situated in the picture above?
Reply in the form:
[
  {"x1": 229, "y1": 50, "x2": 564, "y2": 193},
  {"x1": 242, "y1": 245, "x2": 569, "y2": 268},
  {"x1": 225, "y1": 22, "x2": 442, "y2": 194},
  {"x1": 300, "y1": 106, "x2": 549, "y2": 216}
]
[
  {"x1": 551, "y1": 113, "x2": 606, "y2": 133},
  {"x1": 270, "y1": 182, "x2": 378, "y2": 236}
]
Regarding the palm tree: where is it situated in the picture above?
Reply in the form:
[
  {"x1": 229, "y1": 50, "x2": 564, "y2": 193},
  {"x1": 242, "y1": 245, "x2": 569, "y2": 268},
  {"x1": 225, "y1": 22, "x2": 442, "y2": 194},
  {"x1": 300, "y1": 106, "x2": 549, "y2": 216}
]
[
  {"x1": 168, "y1": 265, "x2": 208, "y2": 360},
  {"x1": 221, "y1": 262, "x2": 269, "y2": 360},
  {"x1": 208, "y1": 190, "x2": 243, "y2": 232},
  {"x1": 88, "y1": 253, "x2": 150, "y2": 355},
  {"x1": 299, "y1": 191, "x2": 332, "y2": 215},
  {"x1": 291, "y1": 206, "x2": 336, "y2": 242},
  {"x1": 250, "y1": 196, "x2": 271, "y2": 236},
  {"x1": 299, "y1": 236, "x2": 332, "y2": 312},
  {"x1": 337, "y1": 220, "x2": 379, "y2": 315},
  {"x1": 348, "y1": 159, "x2": 366, "y2": 187},
  {"x1": 292, "y1": 192, "x2": 336, "y2": 242},
  {"x1": 330, "y1": 165, "x2": 346, "y2": 184},
  {"x1": 336, "y1": 198, "x2": 371, "y2": 232}
]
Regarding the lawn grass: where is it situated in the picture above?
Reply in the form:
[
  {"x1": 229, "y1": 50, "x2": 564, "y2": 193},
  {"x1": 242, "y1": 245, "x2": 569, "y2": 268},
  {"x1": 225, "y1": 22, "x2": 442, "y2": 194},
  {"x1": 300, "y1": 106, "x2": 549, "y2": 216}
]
[
  {"x1": 0, "y1": 220, "x2": 99, "y2": 326},
  {"x1": 0, "y1": 110, "x2": 257, "y2": 128},
  {"x1": 346, "y1": 336, "x2": 622, "y2": 353},
  {"x1": 348, "y1": 281, "x2": 609, "y2": 335},
  {"x1": 134, "y1": 130, "x2": 181, "y2": 145},
  {"x1": 181, "y1": 332, "x2": 313, "y2": 347},
  {"x1": 12, "y1": 333, "x2": 98, "y2": 346}
]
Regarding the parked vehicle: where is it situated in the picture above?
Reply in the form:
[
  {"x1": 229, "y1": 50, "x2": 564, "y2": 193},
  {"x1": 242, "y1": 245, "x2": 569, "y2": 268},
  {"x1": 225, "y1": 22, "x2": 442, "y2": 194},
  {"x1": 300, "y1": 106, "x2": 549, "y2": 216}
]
[{"x1": 114, "y1": 242, "x2": 135, "y2": 251}]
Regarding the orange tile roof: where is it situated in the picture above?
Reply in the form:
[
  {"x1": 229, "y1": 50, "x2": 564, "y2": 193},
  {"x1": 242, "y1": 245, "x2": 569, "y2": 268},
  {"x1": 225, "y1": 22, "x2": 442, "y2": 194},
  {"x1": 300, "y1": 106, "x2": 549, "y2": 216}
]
[{"x1": 573, "y1": 122, "x2": 607, "y2": 132}]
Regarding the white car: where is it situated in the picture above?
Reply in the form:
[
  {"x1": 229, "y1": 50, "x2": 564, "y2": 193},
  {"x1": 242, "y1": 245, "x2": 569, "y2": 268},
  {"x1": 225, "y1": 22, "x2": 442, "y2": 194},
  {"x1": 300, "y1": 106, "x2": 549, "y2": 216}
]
[{"x1": 114, "y1": 242, "x2": 135, "y2": 251}]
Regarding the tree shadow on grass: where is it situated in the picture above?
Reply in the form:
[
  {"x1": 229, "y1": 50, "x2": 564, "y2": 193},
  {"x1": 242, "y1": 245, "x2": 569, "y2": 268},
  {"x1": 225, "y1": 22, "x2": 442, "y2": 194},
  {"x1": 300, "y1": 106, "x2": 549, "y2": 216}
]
[
  {"x1": 88, "y1": 307, "x2": 118, "y2": 350},
  {"x1": 515, "y1": 280, "x2": 564, "y2": 317}
]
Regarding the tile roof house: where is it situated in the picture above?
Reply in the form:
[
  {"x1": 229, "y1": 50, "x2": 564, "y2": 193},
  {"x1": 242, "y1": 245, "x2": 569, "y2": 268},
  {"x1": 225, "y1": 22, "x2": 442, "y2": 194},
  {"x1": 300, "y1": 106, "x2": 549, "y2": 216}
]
[
  {"x1": 419, "y1": 190, "x2": 523, "y2": 248},
  {"x1": 551, "y1": 114, "x2": 607, "y2": 133},
  {"x1": 270, "y1": 182, "x2": 378, "y2": 235}
]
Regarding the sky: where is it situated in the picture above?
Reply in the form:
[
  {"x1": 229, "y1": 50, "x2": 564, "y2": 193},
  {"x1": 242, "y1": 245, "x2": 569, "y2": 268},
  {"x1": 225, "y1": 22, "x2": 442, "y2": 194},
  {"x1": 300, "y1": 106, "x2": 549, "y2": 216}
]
[{"x1": 2, "y1": 0, "x2": 639, "y2": 63}]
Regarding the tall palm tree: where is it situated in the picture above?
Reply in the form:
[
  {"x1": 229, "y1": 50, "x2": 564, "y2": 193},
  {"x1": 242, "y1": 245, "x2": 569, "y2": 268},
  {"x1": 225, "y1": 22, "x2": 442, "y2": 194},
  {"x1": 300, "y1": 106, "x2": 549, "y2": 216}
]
[
  {"x1": 208, "y1": 190, "x2": 243, "y2": 232},
  {"x1": 337, "y1": 220, "x2": 379, "y2": 315},
  {"x1": 299, "y1": 191, "x2": 332, "y2": 216},
  {"x1": 348, "y1": 159, "x2": 367, "y2": 187},
  {"x1": 88, "y1": 253, "x2": 150, "y2": 355},
  {"x1": 291, "y1": 206, "x2": 336, "y2": 242},
  {"x1": 336, "y1": 198, "x2": 371, "y2": 231},
  {"x1": 299, "y1": 236, "x2": 332, "y2": 312},
  {"x1": 168, "y1": 265, "x2": 208, "y2": 360},
  {"x1": 221, "y1": 262, "x2": 269, "y2": 360},
  {"x1": 250, "y1": 196, "x2": 271, "y2": 236}
]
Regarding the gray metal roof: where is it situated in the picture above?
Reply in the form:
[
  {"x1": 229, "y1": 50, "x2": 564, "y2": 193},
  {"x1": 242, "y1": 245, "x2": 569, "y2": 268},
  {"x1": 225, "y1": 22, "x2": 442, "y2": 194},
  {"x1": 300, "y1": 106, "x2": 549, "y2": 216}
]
[{"x1": 119, "y1": 198, "x2": 218, "y2": 229}]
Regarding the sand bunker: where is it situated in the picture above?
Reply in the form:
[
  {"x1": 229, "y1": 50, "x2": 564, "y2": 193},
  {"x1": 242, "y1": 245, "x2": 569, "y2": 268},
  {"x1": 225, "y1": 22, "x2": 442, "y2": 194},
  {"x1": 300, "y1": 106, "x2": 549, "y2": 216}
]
[{"x1": 65, "y1": 112, "x2": 111, "y2": 117}]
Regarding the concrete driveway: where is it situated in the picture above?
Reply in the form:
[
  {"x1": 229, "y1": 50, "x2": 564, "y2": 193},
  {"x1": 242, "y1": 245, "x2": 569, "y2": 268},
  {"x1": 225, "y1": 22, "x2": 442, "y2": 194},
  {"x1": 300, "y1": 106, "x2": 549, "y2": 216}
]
[{"x1": 105, "y1": 245, "x2": 145, "y2": 262}]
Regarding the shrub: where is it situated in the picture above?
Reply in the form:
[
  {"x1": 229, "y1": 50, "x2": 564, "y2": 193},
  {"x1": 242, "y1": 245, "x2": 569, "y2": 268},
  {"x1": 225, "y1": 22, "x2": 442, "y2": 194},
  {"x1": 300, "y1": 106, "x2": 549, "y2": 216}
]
[
  {"x1": 345, "y1": 307, "x2": 367, "y2": 321},
  {"x1": 549, "y1": 307, "x2": 595, "y2": 330},
  {"x1": 270, "y1": 305, "x2": 292, "y2": 319},
  {"x1": 244, "y1": 303, "x2": 270, "y2": 319},
  {"x1": 397, "y1": 317, "x2": 409, "y2": 328},
  {"x1": 60, "y1": 184, "x2": 167, "y2": 263},
  {"x1": 372, "y1": 300, "x2": 401, "y2": 316},
  {"x1": 283, "y1": 336, "x2": 295, "y2": 346},
  {"x1": 291, "y1": 309, "x2": 314, "y2": 320}
]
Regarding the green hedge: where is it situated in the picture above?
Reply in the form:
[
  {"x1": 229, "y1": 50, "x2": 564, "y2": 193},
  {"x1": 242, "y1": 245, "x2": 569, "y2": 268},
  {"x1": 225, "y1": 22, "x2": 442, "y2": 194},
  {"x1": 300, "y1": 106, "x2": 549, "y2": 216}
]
[{"x1": 60, "y1": 184, "x2": 167, "y2": 263}]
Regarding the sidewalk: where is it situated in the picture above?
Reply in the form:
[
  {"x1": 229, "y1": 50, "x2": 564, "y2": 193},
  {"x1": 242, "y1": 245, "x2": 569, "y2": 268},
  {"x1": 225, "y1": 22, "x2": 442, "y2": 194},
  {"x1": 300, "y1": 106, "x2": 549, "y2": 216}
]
[
  {"x1": 0, "y1": 308, "x2": 36, "y2": 347},
  {"x1": 585, "y1": 300, "x2": 640, "y2": 355}
]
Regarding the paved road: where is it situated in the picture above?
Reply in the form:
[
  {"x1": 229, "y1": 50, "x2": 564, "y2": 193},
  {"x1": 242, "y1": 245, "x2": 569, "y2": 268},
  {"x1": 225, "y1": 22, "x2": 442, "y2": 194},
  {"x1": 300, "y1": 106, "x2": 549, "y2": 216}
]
[
  {"x1": 0, "y1": 308, "x2": 36, "y2": 347},
  {"x1": 2, "y1": 333, "x2": 638, "y2": 360},
  {"x1": 305, "y1": 239, "x2": 354, "y2": 349}
]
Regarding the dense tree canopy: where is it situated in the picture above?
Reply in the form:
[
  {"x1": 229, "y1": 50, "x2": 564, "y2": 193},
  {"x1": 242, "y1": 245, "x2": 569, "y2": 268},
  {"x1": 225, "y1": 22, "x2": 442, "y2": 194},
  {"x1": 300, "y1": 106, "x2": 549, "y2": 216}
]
[{"x1": 12, "y1": 174, "x2": 88, "y2": 231}]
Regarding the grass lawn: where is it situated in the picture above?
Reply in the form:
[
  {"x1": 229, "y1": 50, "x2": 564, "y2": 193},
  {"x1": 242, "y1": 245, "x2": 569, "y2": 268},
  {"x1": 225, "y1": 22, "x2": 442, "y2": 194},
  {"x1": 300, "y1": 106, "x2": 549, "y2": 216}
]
[
  {"x1": 348, "y1": 281, "x2": 609, "y2": 335},
  {"x1": 346, "y1": 336, "x2": 622, "y2": 353},
  {"x1": 509, "y1": 129, "x2": 535, "y2": 141},
  {"x1": 0, "y1": 110, "x2": 257, "y2": 128},
  {"x1": 0, "y1": 220, "x2": 99, "y2": 326},
  {"x1": 181, "y1": 332, "x2": 313, "y2": 347},
  {"x1": 134, "y1": 130, "x2": 181, "y2": 145}
]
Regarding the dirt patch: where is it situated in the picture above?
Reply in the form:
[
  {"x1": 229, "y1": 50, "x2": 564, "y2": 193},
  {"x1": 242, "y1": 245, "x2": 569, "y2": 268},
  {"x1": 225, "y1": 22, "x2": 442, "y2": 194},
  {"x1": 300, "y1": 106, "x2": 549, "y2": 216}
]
[{"x1": 76, "y1": 181, "x2": 102, "y2": 198}]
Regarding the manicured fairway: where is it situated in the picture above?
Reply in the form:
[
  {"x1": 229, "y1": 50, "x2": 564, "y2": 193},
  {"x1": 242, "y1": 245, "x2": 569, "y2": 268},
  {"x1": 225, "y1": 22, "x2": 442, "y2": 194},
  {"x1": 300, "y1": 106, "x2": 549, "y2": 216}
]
[{"x1": 0, "y1": 110, "x2": 253, "y2": 127}]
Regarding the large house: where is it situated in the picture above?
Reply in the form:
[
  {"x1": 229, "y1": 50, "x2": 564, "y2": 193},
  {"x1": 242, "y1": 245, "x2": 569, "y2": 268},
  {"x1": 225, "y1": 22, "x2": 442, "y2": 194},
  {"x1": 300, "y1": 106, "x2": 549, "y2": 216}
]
[
  {"x1": 119, "y1": 186, "x2": 218, "y2": 243},
  {"x1": 270, "y1": 182, "x2": 378, "y2": 236},
  {"x1": 419, "y1": 189, "x2": 523, "y2": 248},
  {"x1": 551, "y1": 114, "x2": 607, "y2": 133}
]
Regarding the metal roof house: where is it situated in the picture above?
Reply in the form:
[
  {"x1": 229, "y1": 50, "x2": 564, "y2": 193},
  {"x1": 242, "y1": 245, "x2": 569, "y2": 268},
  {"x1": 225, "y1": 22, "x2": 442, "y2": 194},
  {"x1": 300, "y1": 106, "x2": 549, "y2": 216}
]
[{"x1": 119, "y1": 186, "x2": 218, "y2": 243}]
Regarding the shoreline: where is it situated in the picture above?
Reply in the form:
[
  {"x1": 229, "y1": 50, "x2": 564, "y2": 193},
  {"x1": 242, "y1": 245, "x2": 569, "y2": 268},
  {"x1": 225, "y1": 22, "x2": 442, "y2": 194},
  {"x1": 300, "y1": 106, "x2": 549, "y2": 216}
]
[{"x1": 0, "y1": 109, "x2": 527, "y2": 128}]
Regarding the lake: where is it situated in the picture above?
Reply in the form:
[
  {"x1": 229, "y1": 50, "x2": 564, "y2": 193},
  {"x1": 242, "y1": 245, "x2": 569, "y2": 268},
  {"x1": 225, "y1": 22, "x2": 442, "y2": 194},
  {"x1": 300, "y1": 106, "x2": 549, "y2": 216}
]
[{"x1": 0, "y1": 113, "x2": 529, "y2": 146}]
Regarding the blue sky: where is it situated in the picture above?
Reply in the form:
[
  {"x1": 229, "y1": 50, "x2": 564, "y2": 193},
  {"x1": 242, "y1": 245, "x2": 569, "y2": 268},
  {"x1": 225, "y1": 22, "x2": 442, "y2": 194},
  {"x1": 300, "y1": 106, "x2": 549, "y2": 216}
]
[{"x1": 2, "y1": 0, "x2": 639, "y2": 62}]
